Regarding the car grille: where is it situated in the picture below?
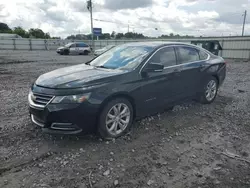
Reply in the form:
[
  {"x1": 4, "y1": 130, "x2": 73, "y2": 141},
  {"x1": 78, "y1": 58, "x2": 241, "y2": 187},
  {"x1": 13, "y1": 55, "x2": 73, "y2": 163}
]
[{"x1": 31, "y1": 92, "x2": 54, "y2": 107}]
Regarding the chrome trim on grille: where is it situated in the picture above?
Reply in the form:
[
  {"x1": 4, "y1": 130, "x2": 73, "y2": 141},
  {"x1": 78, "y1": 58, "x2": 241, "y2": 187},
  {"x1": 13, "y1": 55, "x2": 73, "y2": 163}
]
[
  {"x1": 31, "y1": 115, "x2": 45, "y2": 127},
  {"x1": 28, "y1": 92, "x2": 45, "y2": 109},
  {"x1": 28, "y1": 91, "x2": 54, "y2": 109}
]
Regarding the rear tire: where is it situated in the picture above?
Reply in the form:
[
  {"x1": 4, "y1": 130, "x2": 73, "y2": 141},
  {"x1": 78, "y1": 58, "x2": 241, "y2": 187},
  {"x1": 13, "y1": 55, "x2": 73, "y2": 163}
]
[
  {"x1": 199, "y1": 76, "x2": 218, "y2": 104},
  {"x1": 98, "y1": 98, "x2": 133, "y2": 140},
  {"x1": 83, "y1": 50, "x2": 89, "y2": 55}
]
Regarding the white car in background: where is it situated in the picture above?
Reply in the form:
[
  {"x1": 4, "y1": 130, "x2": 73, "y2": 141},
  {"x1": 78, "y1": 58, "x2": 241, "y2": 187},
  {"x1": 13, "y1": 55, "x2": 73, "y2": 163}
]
[
  {"x1": 56, "y1": 42, "x2": 91, "y2": 55},
  {"x1": 94, "y1": 45, "x2": 115, "y2": 56}
]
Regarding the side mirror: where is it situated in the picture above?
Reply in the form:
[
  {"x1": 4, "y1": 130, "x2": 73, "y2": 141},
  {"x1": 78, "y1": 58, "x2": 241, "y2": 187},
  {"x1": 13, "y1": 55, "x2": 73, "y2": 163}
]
[{"x1": 143, "y1": 62, "x2": 164, "y2": 73}]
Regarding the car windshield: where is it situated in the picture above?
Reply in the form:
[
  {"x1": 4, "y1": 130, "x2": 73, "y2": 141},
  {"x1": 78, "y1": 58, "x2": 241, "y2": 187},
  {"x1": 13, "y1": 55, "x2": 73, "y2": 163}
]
[
  {"x1": 90, "y1": 44, "x2": 154, "y2": 70},
  {"x1": 65, "y1": 43, "x2": 73, "y2": 47}
]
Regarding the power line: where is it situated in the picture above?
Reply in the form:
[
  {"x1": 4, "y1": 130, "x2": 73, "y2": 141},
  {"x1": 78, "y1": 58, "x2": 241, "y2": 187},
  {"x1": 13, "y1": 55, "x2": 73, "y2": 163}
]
[
  {"x1": 93, "y1": 18, "x2": 118, "y2": 24},
  {"x1": 93, "y1": 18, "x2": 153, "y2": 29}
]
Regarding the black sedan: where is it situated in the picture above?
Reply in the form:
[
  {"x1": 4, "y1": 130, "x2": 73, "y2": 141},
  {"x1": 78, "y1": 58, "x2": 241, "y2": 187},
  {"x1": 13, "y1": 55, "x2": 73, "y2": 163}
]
[{"x1": 28, "y1": 42, "x2": 226, "y2": 139}]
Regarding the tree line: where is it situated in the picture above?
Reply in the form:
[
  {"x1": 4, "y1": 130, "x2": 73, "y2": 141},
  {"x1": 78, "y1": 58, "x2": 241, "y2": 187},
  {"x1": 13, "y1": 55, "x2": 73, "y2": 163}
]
[
  {"x1": 0, "y1": 22, "x2": 60, "y2": 39},
  {"x1": 1, "y1": 22, "x2": 195, "y2": 40},
  {"x1": 66, "y1": 31, "x2": 147, "y2": 40},
  {"x1": 66, "y1": 31, "x2": 195, "y2": 40}
]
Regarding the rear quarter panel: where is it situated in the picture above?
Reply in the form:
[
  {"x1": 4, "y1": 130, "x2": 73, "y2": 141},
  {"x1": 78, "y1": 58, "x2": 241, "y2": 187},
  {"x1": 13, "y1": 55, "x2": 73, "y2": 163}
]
[{"x1": 200, "y1": 56, "x2": 226, "y2": 88}]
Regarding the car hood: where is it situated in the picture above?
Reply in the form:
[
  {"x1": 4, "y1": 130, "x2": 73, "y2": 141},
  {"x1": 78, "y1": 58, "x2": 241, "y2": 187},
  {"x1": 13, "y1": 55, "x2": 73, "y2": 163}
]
[
  {"x1": 94, "y1": 49, "x2": 104, "y2": 54},
  {"x1": 57, "y1": 46, "x2": 66, "y2": 50},
  {"x1": 35, "y1": 64, "x2": 126, "y2": 89}
]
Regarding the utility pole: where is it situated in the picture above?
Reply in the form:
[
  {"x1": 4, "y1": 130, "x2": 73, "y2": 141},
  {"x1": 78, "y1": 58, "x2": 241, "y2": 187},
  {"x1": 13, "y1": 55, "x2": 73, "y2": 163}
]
[
  {"x1": 242, "y1": 10, "x2": 247, "y2": 36},
  {"x1": 87, "y1": 0, "x2": 94, "y2": 51}
]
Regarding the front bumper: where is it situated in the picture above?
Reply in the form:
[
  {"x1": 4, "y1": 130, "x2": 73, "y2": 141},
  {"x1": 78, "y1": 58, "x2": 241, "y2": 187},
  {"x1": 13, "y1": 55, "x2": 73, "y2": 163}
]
[{"x1": 29, "y1": 102, "x2": 99, "y2": 135}]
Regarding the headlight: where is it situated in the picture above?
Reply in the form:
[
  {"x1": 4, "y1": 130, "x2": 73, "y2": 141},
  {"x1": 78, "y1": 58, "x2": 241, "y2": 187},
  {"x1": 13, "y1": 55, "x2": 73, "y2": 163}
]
[{"x1": 51, "y1": 93, "x2": 91, "y2": 104}]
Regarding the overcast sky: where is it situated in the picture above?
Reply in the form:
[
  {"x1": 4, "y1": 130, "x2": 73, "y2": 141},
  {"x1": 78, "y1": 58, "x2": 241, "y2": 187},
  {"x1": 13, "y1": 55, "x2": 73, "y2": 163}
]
[{"x1": 0, "y1": 0, "x2": 250, "y2": 38}]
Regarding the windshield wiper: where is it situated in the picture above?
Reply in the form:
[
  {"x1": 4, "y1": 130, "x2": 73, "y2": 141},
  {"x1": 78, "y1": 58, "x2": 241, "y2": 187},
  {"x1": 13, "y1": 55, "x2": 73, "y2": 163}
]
[{"x1": 94, "y1": 65, "x2": 110, "y2": 69}]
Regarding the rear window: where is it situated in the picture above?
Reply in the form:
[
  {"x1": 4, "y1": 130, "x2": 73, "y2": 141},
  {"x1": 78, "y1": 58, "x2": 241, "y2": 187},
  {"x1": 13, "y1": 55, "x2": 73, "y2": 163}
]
[
  {"x1": 199, "y1": 50, "x2": 209, "y2": 60},
  {"x1": 76, "y1": 43, "x2": 88, "y2": 47}
]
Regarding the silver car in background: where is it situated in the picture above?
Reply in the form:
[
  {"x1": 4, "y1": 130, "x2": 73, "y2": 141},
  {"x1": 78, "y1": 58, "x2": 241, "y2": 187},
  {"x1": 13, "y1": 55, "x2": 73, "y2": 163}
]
[{"x1": 56, "y1": 42, "x2": 91, "y2": 55}]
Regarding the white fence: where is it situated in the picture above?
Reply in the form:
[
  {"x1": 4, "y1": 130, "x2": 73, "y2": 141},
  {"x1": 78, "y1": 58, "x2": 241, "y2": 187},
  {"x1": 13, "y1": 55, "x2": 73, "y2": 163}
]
[{"x1": 1, "y1": 37, "x2": 250, "y2": 59}]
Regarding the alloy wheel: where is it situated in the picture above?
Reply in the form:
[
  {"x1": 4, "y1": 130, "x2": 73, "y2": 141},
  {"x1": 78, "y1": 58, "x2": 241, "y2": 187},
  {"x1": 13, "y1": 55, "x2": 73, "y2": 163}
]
[
  {"x1": 205, "y1": 80, "x2": 217, "y2": 101},
  {"x1": 105, "y1": 103, "x2": 131, "y2": 136}
]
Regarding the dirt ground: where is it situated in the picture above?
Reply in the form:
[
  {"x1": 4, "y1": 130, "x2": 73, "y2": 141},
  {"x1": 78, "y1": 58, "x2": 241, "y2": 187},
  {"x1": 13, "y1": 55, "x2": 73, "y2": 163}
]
[{"x1": 0, "y1": 50, "x2": 250, "y2": 188}]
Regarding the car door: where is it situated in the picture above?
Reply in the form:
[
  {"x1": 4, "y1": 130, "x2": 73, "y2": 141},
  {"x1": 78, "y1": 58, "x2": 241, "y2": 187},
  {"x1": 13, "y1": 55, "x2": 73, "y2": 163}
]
[
  {"x1": 82, "y1": 43, "x2": 90, "y2": 52},
  {"x1": 175, "y1": 45, "x2": 207, "y2": 98},
  {"x1": 69, "y1": 43, "x2": 77, "y2": 54},
  {"x1": 78, "y1": 43, "x2": 84, "y2": 54},
  {"x1": 75, "y1": 43, "x2": 81, "y2": 54},
  {"x1": 138, "y1": 46, "x2": 184, "y2": 116}
]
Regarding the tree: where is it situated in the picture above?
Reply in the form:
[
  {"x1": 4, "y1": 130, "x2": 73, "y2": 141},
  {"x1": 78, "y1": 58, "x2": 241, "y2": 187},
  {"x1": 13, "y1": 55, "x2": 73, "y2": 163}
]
[
  {"x1": 0, "y1": 22, "x2": 12, "y2": 33},
  {"x1": 51, "y1": 37, "x2": 61, "y2": 39},
  {"x1": 75, "y1": 34, "x2": 84, "y2": 40},
  {"x1": 44, "y1": 32, "x2": 51, "y2": 39},
  {"x1": 28, "y1": 28, "x2": 46, "y2": 39},
  {"x1": 116, "y1": 33, "x2": 124, "y2": 39},
  {"x1": 66, "y1": 35, "x2": 76, "y2": 40},
  {"x1": 159, "y1": 33, "x2": 194, "y2": 39},
  {"x1": 159, "y1": 34, "x2": 169, "y2": 38},
  {"x1": 123, "y1": 32, "x2": 145, "y2": 39},
  {"x1": 111, "y1": 31, "x2": 116, "y2": 38},
  {"x1": 13, "y1": 27, "x2": 28, "y2": 38},
  {"x1": 124, "y1": 32, "x2": 133, "y2": 38},
  {"x1": 101, "y1": 33, "x2": 111, "y2": 39}
]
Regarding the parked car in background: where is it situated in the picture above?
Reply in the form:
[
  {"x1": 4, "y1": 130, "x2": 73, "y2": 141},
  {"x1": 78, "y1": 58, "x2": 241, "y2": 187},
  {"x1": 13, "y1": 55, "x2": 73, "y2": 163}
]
[
  {"x1": 94, "y1": 45, "x2": 115, "y2": 56},
  {"x1": 56, "y1": 42, "x2": 91, "y2": 55},
  {"x1": 29, "y1": 42, "x2": 226, "y2": 140}
]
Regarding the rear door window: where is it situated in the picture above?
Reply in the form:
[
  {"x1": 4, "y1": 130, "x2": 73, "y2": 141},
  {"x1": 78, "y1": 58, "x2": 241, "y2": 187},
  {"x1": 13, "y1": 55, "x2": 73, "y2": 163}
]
[
  {"x1": 176, "y1": 46, "x2": 200, "y2": 64},
  {"x1": 78, "y1": 43, "x2": 88, "y2": 47},
  {"x1": 149, "y1": 47, "x2": 177, "y2": 67}
]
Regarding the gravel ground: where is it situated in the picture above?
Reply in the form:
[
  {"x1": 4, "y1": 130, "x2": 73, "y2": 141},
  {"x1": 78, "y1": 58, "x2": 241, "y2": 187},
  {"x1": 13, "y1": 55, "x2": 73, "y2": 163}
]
[{"x1": 0, "y1": 50, "x2": 250, "y2": 188}]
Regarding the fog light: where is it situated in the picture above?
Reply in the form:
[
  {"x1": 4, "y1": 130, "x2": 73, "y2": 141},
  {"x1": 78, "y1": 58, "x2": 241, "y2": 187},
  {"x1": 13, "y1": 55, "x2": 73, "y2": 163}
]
[{"x1": 51, "y1": 123, "x2": 79, "y2": 131}]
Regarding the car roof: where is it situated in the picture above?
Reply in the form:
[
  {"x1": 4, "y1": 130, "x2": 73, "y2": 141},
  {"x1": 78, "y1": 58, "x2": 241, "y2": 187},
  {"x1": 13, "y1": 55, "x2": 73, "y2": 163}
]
[
  {"x1": 75, "y1": 42, "x2": 87, "y2": 44},
  {"x1": 121, "y1": 41, "x2": 199, "y2": 48}
]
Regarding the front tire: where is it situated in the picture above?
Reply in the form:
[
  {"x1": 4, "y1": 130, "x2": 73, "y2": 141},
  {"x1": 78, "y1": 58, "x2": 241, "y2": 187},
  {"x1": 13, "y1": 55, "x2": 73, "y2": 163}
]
[
  {"x1": 64, "y1": 50, "x2": 69, "y2": 55},
  {"x1": 199, "y1": 77, "x2": 218, "y2": 104},
  {"x1": 98, "y1": 98, "x2": 133, "y2": 140}
]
